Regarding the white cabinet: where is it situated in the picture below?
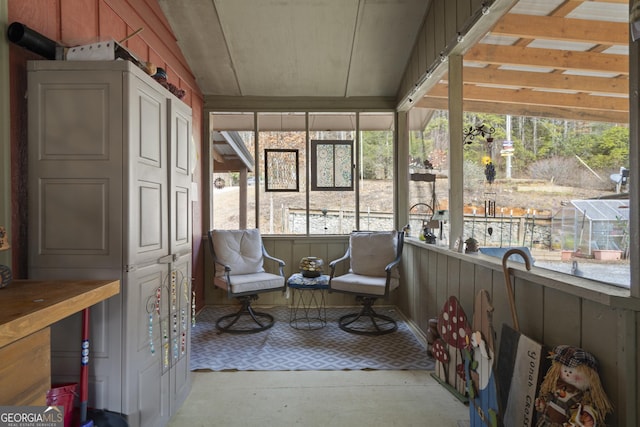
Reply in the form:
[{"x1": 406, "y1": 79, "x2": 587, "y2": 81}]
[{"x1": 28, "y1": 60, "x2": 192, "y2": 427}]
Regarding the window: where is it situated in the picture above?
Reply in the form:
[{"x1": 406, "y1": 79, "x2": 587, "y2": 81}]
[
  {"x1": 258, "y1": 112, "x2": 307, "y2": 234},
  {"x1": 211, "y1": 111, "x2": 396, "y2": 235},
  {"x1": 407, "y1": 109, "x2": 449, "y2": 244},
  {"x1": 311, "y1": 140, "x2": 353, "y2": 191},
  {"x1": 211, "y1": 112, "x2": 256, "y2": 230},
  {"x1": 407, "y1": 108, "x2": 631, "y2": 288},
  {"x1": 358, "y1": 112, "x2": 395, "y2": 231},
  {"x1": 308, "y1": 113, "x2": 357, "y2": 234},
  {"x1": 265, "y1": 149, "x2": 299, "y2": 192}
]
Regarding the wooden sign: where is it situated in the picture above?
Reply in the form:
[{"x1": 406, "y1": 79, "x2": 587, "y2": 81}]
[
  {"x1": 496, "y1": 324, "x2": 549, "y2": 427},
  {"x1": 465, "y1": 290, "x2": 499, "y2": 427}
]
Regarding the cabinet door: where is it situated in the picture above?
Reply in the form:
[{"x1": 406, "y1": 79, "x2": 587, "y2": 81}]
[
  {"x1": 27, "y1": 67, "x2": 125, "y2": 412},
  {"x1": 123, "y1": 74, "x2": 171, "y2": 427},
  {"x1": 167, "y1": 99, "x2": 193, "y2": 414},
  {"x1": 125, "y1": 78, "x2": 193, "y2": 427}
]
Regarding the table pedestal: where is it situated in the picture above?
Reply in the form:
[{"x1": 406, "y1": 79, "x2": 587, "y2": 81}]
[{"x1": 287, "y1": 273, "x2": 329, "y2": 330}]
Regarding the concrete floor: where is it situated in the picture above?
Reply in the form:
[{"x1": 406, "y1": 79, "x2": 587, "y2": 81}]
[{"x1": 168, "y1": 370, "x2": 469, "y2": 427}]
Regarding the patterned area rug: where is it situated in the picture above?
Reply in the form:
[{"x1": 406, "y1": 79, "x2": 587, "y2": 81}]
[{"x1": 191, "y1": 305, "x2": 434, "y2": 371}]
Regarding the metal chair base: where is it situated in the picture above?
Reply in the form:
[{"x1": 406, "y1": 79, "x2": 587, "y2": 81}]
[
  {"x1": 338, "y1": 296, "x2": 398, "y2": 335},
  {"x1": 216, "y1": 295, "x2": 275, "y2": 334}
]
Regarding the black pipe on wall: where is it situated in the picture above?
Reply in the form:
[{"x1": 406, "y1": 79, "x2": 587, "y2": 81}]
[{"x1": 7, "y1": 22, "x2": 59, "y2": 60}]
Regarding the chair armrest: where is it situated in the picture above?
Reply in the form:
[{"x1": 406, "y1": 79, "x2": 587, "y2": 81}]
[
  {"x1": 385, "y1": 231, "x2": 405, "y2": 272},
  {"x1": 214, "y1": 261, "x2": 231, "y2": 274},
  {"x1": 329, "y1": 249, "x2": 351, "y2": 278},
  {"x1": 384, "y1": 256, "x2": 401, "y2": 273},
  {"x1": 207, "y1": 230, "x2": 230, "y2": 272},
  {"x1": 262, "y1": 246, "x2": 286, "y2": 277}
]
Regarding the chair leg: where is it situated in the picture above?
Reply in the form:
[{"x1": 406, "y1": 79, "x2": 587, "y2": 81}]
[
  {"x1": 338, "y1": 296, "x2": 398, "y2": 335},
  {"x1": 216, "y1": 295, "x2": 275, "y2": 334}
]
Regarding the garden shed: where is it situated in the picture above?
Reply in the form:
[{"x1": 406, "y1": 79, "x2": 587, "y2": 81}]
[{"x1": 556, "y1": 199, "x2": 630, "y2": 258}]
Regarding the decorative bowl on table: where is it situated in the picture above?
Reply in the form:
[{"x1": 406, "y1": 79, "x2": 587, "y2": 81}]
[{"x1": 299, "y1": 257, "x2": 324, "y2": 278}]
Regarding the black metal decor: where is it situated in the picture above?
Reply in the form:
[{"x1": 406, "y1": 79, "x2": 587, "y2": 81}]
[{"x1": 463, "y1": 122, "x2": 495, "y2": 145}]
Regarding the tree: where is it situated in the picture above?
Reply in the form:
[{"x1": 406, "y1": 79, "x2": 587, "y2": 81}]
[{"x1": 362, "y1": 130, "x2": 393, "y2": 179}]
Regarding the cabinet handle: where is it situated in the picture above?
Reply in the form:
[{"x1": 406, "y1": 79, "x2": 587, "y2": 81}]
[{"x1": 157, "y1": 254, "x2": 174, "y2": 264}]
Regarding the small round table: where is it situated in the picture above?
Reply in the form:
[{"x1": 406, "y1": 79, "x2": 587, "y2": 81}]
[{"x1": 287, "y1": 273, "x2": 330, "y2": 330}]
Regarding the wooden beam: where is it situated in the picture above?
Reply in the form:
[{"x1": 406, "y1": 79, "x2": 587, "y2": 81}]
[
  {"x1": 457, "y1": 67, "x2": 628, "y2": 95},
  {"x1": 211, "y1": 147, "x2": 225, "y2": 163},
  {"x1": 416, "y1": 96, "x2": 628, "y2": 123},
  {"x1": 428, "y1": 84, "x2": 628, "y2": 112},
  {"x1": 465, "y1": 44, "x2": 628, "y2": 75},
  {"x1": 204, "y1": 95, "x2": 396, "y2": 112},
  {"x1": 492, "y1": 14, "x2": 628, "y2": 45},
  {"x1": 213, "y1": 158, "x2": 247, "y2": 172}
]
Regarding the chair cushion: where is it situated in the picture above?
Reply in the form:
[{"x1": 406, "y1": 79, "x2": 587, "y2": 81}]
[
  {"x1": 330, "y1": 273, "x2": 399, "y2": 296},
  {"x1": 220, "y1": 272, "x2": 285, "y2": 294},
  {"x1": 349, "y1": 231, "x2": 398, "y2": 277},
  {"x1": 211, "y1": 229, "x2": 264, "y2": 275}
]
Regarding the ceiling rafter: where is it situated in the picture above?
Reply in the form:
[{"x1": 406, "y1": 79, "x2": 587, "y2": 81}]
[
  {"x1": 428, "y1": 84, "x2": 628, "y2": 112},
  {"x1": 453, "y1": 67, "x2": 628, "y2": 95},
  {"x1": 492, "y1": 14, "x2": 627, "y2": 45},
  {"x1": 465, "y1": 44, "x2": 628, "y2": 75},
  {"x1": 419, "y1": 0, "x2": 630, "y2": 124},
  {"x1": 417, "y1": 97, "x2": 628, "y2": 123}
]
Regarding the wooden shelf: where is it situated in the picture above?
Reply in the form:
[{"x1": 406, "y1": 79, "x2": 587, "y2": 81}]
[
  {"x1": 0, "y1": 279, "x2": 119, "y2": 406},
  {"x1": 0, "y1": 279, "x2": 120, "y2": 348}
]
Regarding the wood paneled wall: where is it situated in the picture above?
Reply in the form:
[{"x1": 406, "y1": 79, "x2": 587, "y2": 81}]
[
  {"x1": 7, "y1": 1, "x2": 205, "y2": 306},
  {"x1": 397, "y1": 239, "x2": 639, "y2": 427}
]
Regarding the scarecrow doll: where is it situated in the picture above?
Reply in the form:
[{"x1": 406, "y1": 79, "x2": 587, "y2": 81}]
[{"x1": 535, "y1": 345, "x2": 612, "y2": 427}]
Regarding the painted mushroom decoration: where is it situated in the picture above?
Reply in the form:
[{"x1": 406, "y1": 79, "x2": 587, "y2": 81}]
[
  {"x1": 437, "y1": 296, "x2": 472, "y2": 351},
  {"x1": 432, "y1": 338, "x2": 450, "y2": 365},
  {"x1": 439, "y1": 297, "x2": 472, "y2": 384},
  {"x1": 432, "y1": 337, "x2": 450, "y2": 378}
]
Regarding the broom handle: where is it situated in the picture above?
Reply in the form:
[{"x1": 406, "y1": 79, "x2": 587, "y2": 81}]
[
  {"x1": 80, "y1": 308, "x2": 90, "y2": 423},
  {"x1": 501, "y1": 249, "x2": 532, "y2": 332}
]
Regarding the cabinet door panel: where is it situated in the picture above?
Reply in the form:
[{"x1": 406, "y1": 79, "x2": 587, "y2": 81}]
[
  {"x1": 138, "y1": 182, "x2": 164, "y2": 249},
  {"x1": 128, "y1": 76, "x2": 169, "y2": 265},
  {"x1": 28, "y1": 70, "x2": 124, "y2": 271},
  {"x1": 168, "y1": 99, "x2": 192, "y2": 257}
]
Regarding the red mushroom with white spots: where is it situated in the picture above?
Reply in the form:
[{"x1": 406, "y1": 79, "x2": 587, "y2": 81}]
[
  {"x1": 432, "y1": 338, "x2": 450, "y2": 365},
  {"x1": 437, "y1": 296, "x2": 472, "y2": 350}
]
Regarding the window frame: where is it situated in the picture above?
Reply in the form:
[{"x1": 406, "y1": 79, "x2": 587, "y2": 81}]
[
  {"x1": 264, "y1": 148, "x2": 300, "y2": 192},
  {"x1": 310, "y1": 139, "x2": 354, "y2": 191},
  {"x1": 210, "y1": 110, "x2": 397, "y2": 236}
]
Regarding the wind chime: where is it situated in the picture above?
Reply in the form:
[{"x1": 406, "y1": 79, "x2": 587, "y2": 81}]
[
  {"x1": 145, "y1": 270, "x2": 194, "y2": 370},
  {"x1": 463, "y1": 122, "x2": 496, "y2": 184}
]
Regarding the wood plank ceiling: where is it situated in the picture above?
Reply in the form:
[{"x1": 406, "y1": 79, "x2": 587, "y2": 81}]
[
  {"x1": 417, "y1": 0, "x2": 630, "y2": 124},
  {"x1": 158, "y1": 0, "x2": 429, "y2": 99}
]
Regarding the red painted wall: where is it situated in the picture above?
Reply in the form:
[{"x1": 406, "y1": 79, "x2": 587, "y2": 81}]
[{"x1": 8, "y1": 0, "x2": 205, "y2": 308}]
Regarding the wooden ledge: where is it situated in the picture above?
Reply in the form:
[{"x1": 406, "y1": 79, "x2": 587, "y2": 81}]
[{"x1": 0, "y1": 279, "x2": 120, "y2": 348}]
